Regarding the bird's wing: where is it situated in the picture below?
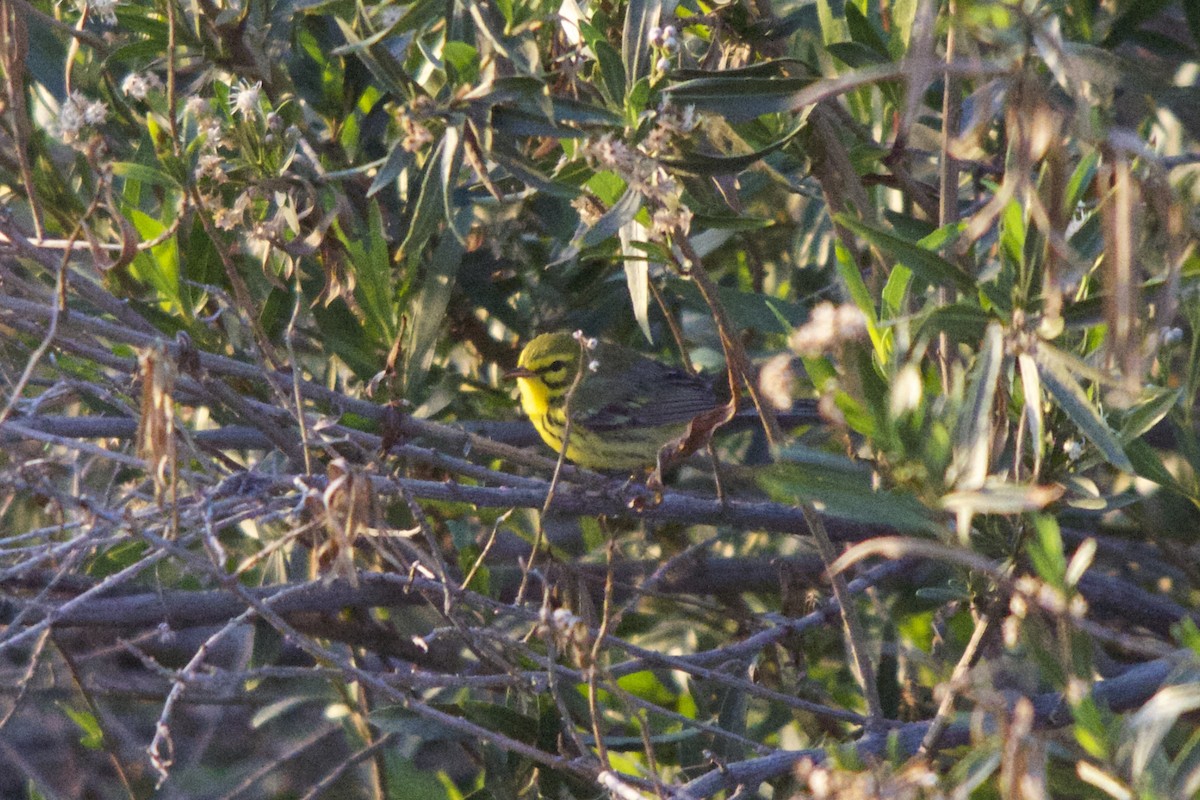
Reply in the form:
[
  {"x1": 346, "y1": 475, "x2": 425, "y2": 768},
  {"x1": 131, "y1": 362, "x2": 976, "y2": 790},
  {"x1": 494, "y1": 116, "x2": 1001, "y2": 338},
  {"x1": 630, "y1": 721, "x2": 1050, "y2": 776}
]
[{"x1": 574, "y1": 357, "x2": 719, "y2": 431}]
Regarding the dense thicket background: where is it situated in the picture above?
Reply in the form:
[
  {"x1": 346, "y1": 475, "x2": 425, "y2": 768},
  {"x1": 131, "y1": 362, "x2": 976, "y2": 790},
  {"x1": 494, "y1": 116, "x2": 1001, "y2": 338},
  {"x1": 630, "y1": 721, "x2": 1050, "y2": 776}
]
[{"x1": 3, "y1": 0, "x2": 1200, "y2": 797}]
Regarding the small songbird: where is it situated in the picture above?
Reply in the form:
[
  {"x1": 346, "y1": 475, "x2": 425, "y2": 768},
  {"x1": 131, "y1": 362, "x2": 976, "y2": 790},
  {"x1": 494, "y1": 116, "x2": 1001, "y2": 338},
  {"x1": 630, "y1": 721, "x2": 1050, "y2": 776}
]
[{"x1": 506, "y1": 331, "x2": 821, "y2": 471}]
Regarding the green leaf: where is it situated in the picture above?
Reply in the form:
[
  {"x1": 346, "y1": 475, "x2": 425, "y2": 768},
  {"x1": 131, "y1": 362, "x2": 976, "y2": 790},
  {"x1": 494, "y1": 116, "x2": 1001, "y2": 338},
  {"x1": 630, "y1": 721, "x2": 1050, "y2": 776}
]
[
  {"x1": 827, "y1": 41, "x2": 890, "y2": 68},
  {"x1": 595, "y1": 39, "x2": 627, "y2": 105},
  {"x1": 1028, "y1": 514, "x2": 1067, "y2": 589},
  {"x1": 665, "y1": 75, "x2": 816, "y2": 120},
  {"x1": 836, "y1": 214, "x2": 977, "y2": 295},
  {"x1": 342, "y1": 203, "x2": 398, "y2": 344},
  {"x1": 833, "y1": 239, "x2": 882, "y2": 355},
  {"x1": 1117, "y1": 386, "x2": 1181, "y2": 441},
  {"x1": 579, "y1": 186, "x2": 641, "y2": 250},
  {"x1": 581, "y1": 729, "x2": 701, "y2": 751},
  {"x1": 442, "y1": 41, "x2": 480, "y2": 84},
  {"x1": 368, "y1": 144, "x2": 415, "y2": 198},
  {"x1": 1018, "y1": 352, "x2": 1045, "y2": 476},
  {"x1": 622, "y1": 0, "x2": 663, "y2": 87},
  {"x1": 1064, "y1": 536, "x2": 1096, "y2": 589},
  {"x1": 1102, "y1": 0, "x2": 1176, "y2": 46},
  {"x1": 660, "y1": 113, "x2": 811, "y2": 176},
  {"x1": 404, "y1": 233, "x2": 464, "y2": 397},
  {"x1": 1072, "y1": 696, "x2": 1112, "y2": 760},
  {"x1": 441, "y1": 125, "x2": 469, "y2": 242},
  {"x1": 126, "y1": 208, "x2": 182, "y2": 315},
  {"x1": 398, "y1": 135, "x2": 451, "y2": 272},
  {"x1": 948, "y1": 323, "x2": 1005, "y2": 489},
  {"x1": 1034, "y1": 345, "x2": 1134, "y2": 473},
  {"x1": 844, "y1": 2, "x2": 890, "y2": 56},
  {"x1": 761, "y1": 447, "x2": 937, "y2": 533},
  {"x1": 1064, "y1": 150, "x2": 1099, "y2": 212},
  {"x1": 920, "y1": 304, "x2": 990, "y2": 343},
  {"x1": 621, "y1": 222, "x2": 652, "y2": 342},
  {"x1": 1124, "y1": 438, "x2": 1190, "y2": 496},
  {"x1": 59, "y1": 704, "x2": 104, "y2": 750},
  {"x1": 111, "y1": 161, "x2": 181, "y2": 189},
  {"x1": 942, "y1": 481, "x2": 1063, "y2": 519}
]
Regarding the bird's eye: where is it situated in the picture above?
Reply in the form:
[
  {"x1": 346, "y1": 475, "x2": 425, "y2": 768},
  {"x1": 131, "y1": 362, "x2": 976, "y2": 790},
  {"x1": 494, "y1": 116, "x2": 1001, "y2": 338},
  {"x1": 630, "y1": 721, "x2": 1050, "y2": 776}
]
[{"x1": 544, "y1": 359, "x2": 568, "y2": 374}]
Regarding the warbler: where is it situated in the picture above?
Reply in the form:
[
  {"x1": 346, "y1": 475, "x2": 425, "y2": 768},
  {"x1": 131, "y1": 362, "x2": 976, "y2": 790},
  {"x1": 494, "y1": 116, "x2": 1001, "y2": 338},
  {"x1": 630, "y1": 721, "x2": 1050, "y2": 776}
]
[{"x1": 505, "y1": 332, "x2": 722, "y2": 470}]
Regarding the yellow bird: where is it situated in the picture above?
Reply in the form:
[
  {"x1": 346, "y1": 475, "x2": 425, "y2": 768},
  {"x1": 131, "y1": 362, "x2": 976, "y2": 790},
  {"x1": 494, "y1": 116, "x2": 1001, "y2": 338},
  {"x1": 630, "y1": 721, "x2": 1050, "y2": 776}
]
[{"x1": 506, "y1": 332, "x2": 735, "y2": 471}]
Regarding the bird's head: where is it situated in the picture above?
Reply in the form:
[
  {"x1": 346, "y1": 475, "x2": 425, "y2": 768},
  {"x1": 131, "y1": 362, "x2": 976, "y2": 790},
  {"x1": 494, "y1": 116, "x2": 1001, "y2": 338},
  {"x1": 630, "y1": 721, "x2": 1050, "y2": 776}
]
[{"x1": 505, "y1": 333, "x2": 585, "y2": 409}]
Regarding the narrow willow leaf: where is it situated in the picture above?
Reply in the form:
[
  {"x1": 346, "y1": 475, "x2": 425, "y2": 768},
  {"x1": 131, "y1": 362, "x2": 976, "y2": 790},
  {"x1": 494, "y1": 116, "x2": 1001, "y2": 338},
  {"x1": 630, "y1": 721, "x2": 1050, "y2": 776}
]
[
  {"x1": 837, "y1": 214, "x2": 978, "y2": 294},
  {"x1": 549, "y1": 186, "x2": 641, "y2": 266},
  {"x1": 111, "y1": 161, "x2": 181, "y2": 189},
  {"x1": 367, "y1": 144, "x2": 414, "y2": 198},
  {"x1": 590, "y1": 37, "x2": 626, "y2": 104},
  {"x1": 621, "y1": 0, "x2": 664, "y2": 87},
  {"x1": 1125, "y1": 682, "x2": 1200, "y2": 778},
  {"x1": 488, "y1": 147, "x2": 579, "y2": 196},
  {"x1": 620, "y1": 218, "x2": 652, "y2": 342},
  {"x1": 667, "y1": 62, "x2": 907, "y2": 122},
  {"x1": 664, "y1": 76, "x2": 816, "y2": 120},
  {"x1": 949, "y1": 323, "x2": 1004, "y2": 490},
  {"x1": 371, "y1": 707, "x2": 472, "y2": 741},
  {"x1": 1035, "y1": 345, "x2": 1135, "y2": 473},
  {"x1": 761, "y1": 448, "x2": 937, "y2": 533},
  {"x1": 1028, "y1": 514, "x2": 1067, "y2": 590},
  {"x1": 670, "y1": 58, "x2": 813, "y2": 80},
  {"x1": 920, "y1": 304, "x2": 991, "y2": 343},
  {"x1": 1018, "y1": 352, "x2": 1045, "y2": 477},
  {"x1": 441, "y1": 124, "x2": 469, "y2": 242},
  {"x1": 827, "y1": 41, "x2": 890, "y2": 68},
  {"x1": 127, "y1": 208, "x2": 182, "y2": 314},
  {"x1": 941, "y1": 481, "x2": 1064, "y2": 516},
  {"x1": 844, "y1": 2, "x2": 890, "y2": 55},
  {"x1": 404, "y1": 234, "x2": 465, "y2": 396},
  {"x1": 660, "y1": 111, "x2": 811, "y2": 176},
  {"x1": 344, "y1": 204, "x2": 397, "y2": 344},
  {"x1": 1123, "y1": 439, "x2": 1189, "y2": 496},
  {"x1": 1118, "y1": 386, "x2": 1181, "y2": 441},
  {"x1": 581, "y1": 729, "x2": 700, "y2": 750},
  {"x1": 579, "y1": 186, "x2": 641, "y2": 249},
  {"x1": 398, "y1": 136, "x2": 448, "y2": 269},
  {"x1": 1064, "y1": 537, "x2": 1096, "y2": 590},
  {"x1": 833, "y1": 241, "x2": 883, "y2": 358}
]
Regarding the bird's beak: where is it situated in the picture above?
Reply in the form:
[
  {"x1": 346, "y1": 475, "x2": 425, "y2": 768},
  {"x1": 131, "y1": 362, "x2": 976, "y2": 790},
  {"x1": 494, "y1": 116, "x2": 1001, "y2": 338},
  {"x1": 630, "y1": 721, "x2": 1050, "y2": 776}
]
[{"x1": 504, "y1": 366, "x2": 535, "y2": 380}]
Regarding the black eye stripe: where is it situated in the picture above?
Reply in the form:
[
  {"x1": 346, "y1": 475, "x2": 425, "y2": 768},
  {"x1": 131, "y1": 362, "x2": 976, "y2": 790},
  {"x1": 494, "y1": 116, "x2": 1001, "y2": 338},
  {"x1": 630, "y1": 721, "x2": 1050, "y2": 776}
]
[{"x1": 539, "y1": 359, "x2": 569, "y2": 374}]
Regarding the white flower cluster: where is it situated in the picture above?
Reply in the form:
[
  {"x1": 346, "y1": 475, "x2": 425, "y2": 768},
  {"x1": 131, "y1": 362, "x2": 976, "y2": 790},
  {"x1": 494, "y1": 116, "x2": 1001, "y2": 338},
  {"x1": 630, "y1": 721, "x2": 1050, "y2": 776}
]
[
  {"x1": 86, "y1": 0, "x2": 119, "y2": 25},
  {"x1": 121, "y1": 72, "x2": 163, "y2": 101},
  {"x1": 577, "y1": 133, "x2": 692, "y2": 239},
  {"x1": 648, "y1": 24, "x2": 678, "y2": 50},
  {"x1": 789, "y1": 302, "x2": 869, "y2": 357},
  {"x1": 889, "y1": 363, "x2": 922, "y2": 417},
  {"x1": 571, "y1": 330, "x2": 600, "y2": 371},
  {"x1": 648, "y1": 24, "x2": 678, "y2": 73},
  {"x1": 759, "y1": 353, "x2": 795, "y2": 411},
  {"x1": 53, "y1": 92, "x2": 108, "y2": 145},
  {"x1": 231, "y1": 80, "x2": 263, "y2": 119},
  {"x1": 641, "y1": 101, "x2": 699, "y2": 161}
]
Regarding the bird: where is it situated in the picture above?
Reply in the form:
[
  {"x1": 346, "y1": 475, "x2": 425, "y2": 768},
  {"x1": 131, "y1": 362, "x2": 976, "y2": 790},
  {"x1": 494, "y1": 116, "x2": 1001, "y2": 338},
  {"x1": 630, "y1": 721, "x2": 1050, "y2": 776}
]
[{"x1": 506, "y1": 332, "x2": 818, "y2": 471}]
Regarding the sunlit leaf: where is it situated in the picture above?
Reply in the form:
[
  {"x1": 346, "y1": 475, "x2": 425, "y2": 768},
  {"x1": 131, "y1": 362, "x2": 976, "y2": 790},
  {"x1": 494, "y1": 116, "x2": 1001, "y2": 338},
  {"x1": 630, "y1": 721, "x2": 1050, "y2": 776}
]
[
  {"x1": 837, "y1": 215, "x2": 978, "y2": 295},
  {"x1": 622, "y1": 0, "x2": 663, "y2": 88},
  {"x1": 1035, "y1": 345, "x2": 1135, "y2": 473},
  {"x1": 948, "y1": 323, "x2": 1004, "y2": 490}
]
